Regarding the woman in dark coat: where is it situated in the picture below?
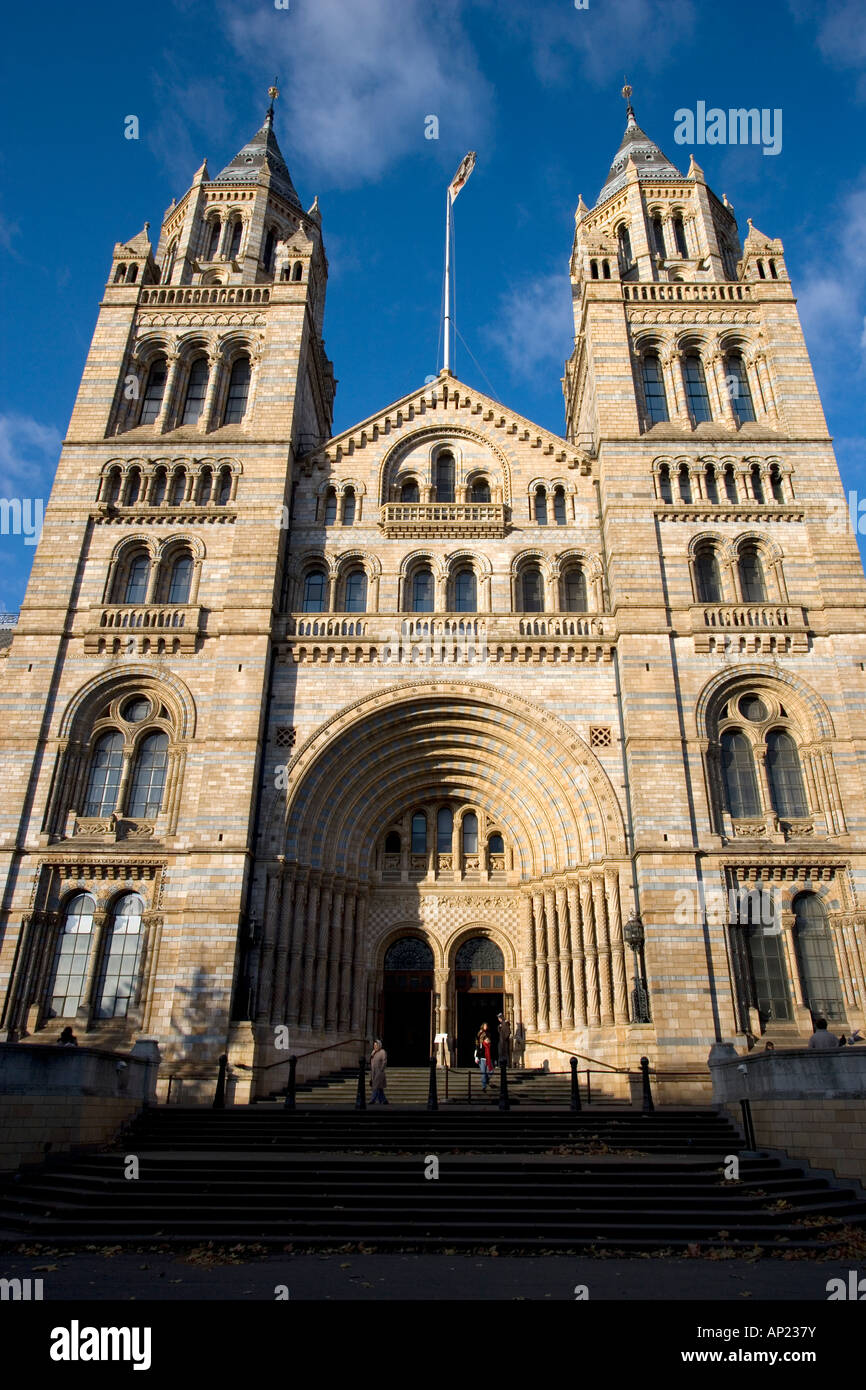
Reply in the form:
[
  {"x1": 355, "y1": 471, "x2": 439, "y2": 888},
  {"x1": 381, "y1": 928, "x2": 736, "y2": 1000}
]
[
  {"x1": 370, "y1": 1039, "x2": 388, "y2": 1104},
  {"x1": 475, "y1": 1022, "x2": 494, "y2": 1091}
]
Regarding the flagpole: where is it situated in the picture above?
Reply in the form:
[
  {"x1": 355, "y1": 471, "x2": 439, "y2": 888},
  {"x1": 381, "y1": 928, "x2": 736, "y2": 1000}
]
[{"x1": 443, "y1": 189, "x2": 452, "y2": 373}]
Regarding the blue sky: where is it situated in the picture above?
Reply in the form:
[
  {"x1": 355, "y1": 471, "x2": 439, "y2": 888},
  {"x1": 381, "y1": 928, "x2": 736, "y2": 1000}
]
[{"x1": 1, "y1": 0, "x2": 865, "y2": 610}]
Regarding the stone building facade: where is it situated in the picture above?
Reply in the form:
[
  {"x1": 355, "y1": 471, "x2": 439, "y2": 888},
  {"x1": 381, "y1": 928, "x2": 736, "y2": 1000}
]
[{"x1": 2, "y1": 94, "x2": 866, "y2": 1096}]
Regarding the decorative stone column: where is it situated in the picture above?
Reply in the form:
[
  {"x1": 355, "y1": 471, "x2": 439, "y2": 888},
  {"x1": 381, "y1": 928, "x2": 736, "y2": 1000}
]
[
  {"x1": 300, "y1": 872, "x2": 321, "y2": 1029},
  {"x1": 556, "y1": 883, "x2": 573, "y2": 1026},
  {"x1": 567, "y1": 880, "x2": 586, "y2": 1027},
  {"x1": 710, "y1": 353, "x2": 737, "y2": 425},
  {"x1": 580, "y1": 875, "x2": 599, "y2": 1026},
  {"x1": 593, "y1": 875, "x2": 614, "y2": 1025},
  {"x1": 605, "y1": 870, "x2": 629, "y2": 1023},
  {"x1": 533, "y1": 890, "x2": 549, "y2": 1032},
  {"x1": 312, "y1": 878, "x2": 333, "y2": 1030},
  {"x1": 520, "y1": 893, "x2": 537, "y2": 1030},
  {"x1": 76, "y1": 909, "x2": 108, "y2": 1028},
  {"x1": 350, "y1": 891, "x2": 369, "y2": 1033},
  {"x1": 544, "y1": 887, "x2": 561, "y2": 1030},
  {"x1": 287, "y1": 869, "x2": 308, "y2": 1028},
  {"x1": 256, "y1": 862, "x2": 283, "y2": 1026},
  {"x1": 337, "y1": 889, "x2": 355, "y2": 1031}
]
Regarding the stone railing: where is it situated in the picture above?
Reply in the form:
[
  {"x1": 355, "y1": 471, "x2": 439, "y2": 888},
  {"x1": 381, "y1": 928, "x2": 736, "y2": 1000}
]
[
  {"x1": 709, "y1": 1042, "x2": 866, "y2": 1102},
  {"x1": 623, "y1": 282, "x2": 754, "y2": 303},
  {"x1": 379, "y1": 502, "x2": 508, "y2": 537},
  {"x1": 138, "y1": 286, "x2": 270, "y2": 307},
  {"x1": 697, "y1": 603, "x2": 800, "y2": 629},
  {"x1": 0, "y1": 1039, "x2": 160, "y2": 1101},
  {"x1": 84, "y1": 604, "x2": 202, "y2": 654},
  {"x1": 284, "y1": 612, "x2": 611, "y2": 664}
]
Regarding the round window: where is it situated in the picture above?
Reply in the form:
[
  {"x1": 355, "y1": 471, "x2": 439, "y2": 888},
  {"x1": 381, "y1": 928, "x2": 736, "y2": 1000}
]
[
  {"x1": 122, "y1": 697, "x2": 151, "y2": 723},
  {"x1": 739, "y1": 694, "x2": 768, "y2": 722}
]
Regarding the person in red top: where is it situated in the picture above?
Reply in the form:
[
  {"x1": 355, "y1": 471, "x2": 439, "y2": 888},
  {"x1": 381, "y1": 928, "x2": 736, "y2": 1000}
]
[{"x1": 475, "y1": 1022, "x2": 495, "y2": 1091}]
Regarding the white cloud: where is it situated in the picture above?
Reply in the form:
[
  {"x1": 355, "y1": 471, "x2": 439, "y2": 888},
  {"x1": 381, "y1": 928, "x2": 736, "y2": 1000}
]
[
  {"x1": 483, "y1": 272, "x2": 573, "y2": 381},
  {"x1": 213, "y1": 0, "x2": 493, "y2": 186},
  {"x1": 0, "y1": 414, "x2": 61, "y2": 493},
  {"x1": 795, "y1": 179, "x2": 866, "y2": 369}
]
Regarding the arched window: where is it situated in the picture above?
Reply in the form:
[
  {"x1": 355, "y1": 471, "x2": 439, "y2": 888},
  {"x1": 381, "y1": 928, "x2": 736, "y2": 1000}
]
[
  {"x1": 95, "y1": 894, "x2": 144, "y2": 1020},
  {"x1": 167, "y1": 553, "x2": 193, "y2": 604},
  {"x1": 292, "y1": 262, "x2": 303, "y2": 281},
  {"x1": 521, "y1": 565, "x2": 544, "y2": 612},
  {"x1": 400, "y1": 480, "x2": 419, "y2": 503},
  {"x1": 205, "y1": 220, "x2": 220, "y2": 259},
  {"x1": 695, "y1": 546, "x2": 723, "y2": 603},
  {"x1": 384, "y1": 830, "x2": 401, "y2": 854},
  {"x1": 770, "y1": 466, "x2": 785, "y2": 504},
  {"x1": 150, "y1": 468, "x2": 167, "y2": 506},
  {"x1": 642, "y1": 354, "x2": 669, "y2": 423},
  {"x1": 216, "y1": 468, "x2": 232, "y2": 506},
  {"x1": 181, "y1": 356, "x2": 208, "y2": 425},
  {"x1": 727, "y1": 353, "x2": 756, "y2": 424},
  {"x1": 488, "y1": 832, "x2": 504, "y2": 855},
  {"x1": 127, "y1": 265, "x2": 138, "y2": 284},
  {"x1": 435, "y1": 451, "x2": 455, "y2": 503},
  {"x1": 705, "y1": 465, "x2": 719, "y2": 505},
  {"x1": 344, "y1": 567, "x2": 367, "y2": 612},
  {"x1": 412, "y1": 566, "x2": 434, "y2": 612},
  {"x1": 766, "y1": 730, "x2": 808, "y2": 817},
  {"x1": 123, "y1": 553, "x2": 150, "y2": 604},
  {"x1": 553, "y1": 487, "x2": 567, "y2": 525},
  {"x1": 563, "y1": 567, "x2": 588, "y2": 612},
  {"x1": 721, "y1": 729, "x2": 761, "y2": 818},
  {"x1": 227, "y1": 219, "x2": 243, "y2": 260},
  {"x1": 471, "y1": 478, "x2": 490, "y2": 503},
  {"x1": 738, "y1": 544, "x2": 767, "y2": 602},
  {"x1": 170, "y1": 468, "x2": 187, "y2": 506},
  {"x1": 437, "y1": 806, "x2": 453, "y2": 854},
  {"x1": 125, "y1": 468, "x2": 142, "y2": 507},
  {"x1": 323, "y1": 489, "x2": 338, "y2": 525},
  {"x1": 302, "y1": 567, "x2": 328, "y2": 612},
  {"x1": 672, "y1": 215, "x2": 688, "y2": 257},
  {"x1": 535, "y1": 487, "x2": 548, "y2": 525},
  {"x1": 114, "y1": 265, "x2": 126, "y2": 284},
  {"x1": 750, "y1": 464, "x2": 765, "y2": 504},
  {"x1": 724, "y1": 465, "x2": 738, "y2": 503},
  {"x1": 342, "y1": 488, "x2": 356, "y2": 526},
  {"x1": 678, "y1": 464, "x2": 693, "y2": 504},
  {"x1": 84, "y1": 731, "x2": 124, "y2": 816},
  {"x1": 683, "y1": 352, "x2": 712, "y2": 424},
  {"x1": 49, "y1": 894, "x2": 95, "y2": 1018},
  {"x1": 462, "y1": 811, "x2": 478, "y2": 855},
  {"x1": 127, "y1": 732, "x2": 169, "y2": 818},
  {"x1": 453, "y1": 567, "x2": 477, "y2": 613},
  {"x1": 197, "y1": 468, "x2": 212, "y2": 506},
  {"x1": 768, "y1": 259, "x2": 778, "y2": 279},
  {"x1": 602, "y1": 260, "x2": 611, "y2": 279},
  {"x1": 411, "y1": 811, "x2": 427, "y2": 855},
  {"x1": 757, "y1": 260, "x2": 766, "y2": 279},
  {"x1": 139, "y1": 358, "x2": 167, "y2": 425},
  {"x1": 590, "y1": 260, "x2": 599, "y2": 280},
  {"x1": 651, "y1": 215, "x2": 666, "y2": 258},
  {"x1": 793, "y1": 893, "x2": 844, "y2": 1020},
  {"x1": 659, "y1": 464, "x2": 673, "y2": 504},
  {"x1": 617, "y1": 223, "x2": 632, "y2": 268},
  {"x1": 263, "y1": 227, "x2": 276, "y2": 273},
  {"x1": 162, "y1": 241, "x2": 177, "y2": 284},
  {"x1": 105, "y1": 469, "x2": 122, "y2": 505},
  {"x1": 222, "y1": 357, "x2": 251, "y2": 424}
]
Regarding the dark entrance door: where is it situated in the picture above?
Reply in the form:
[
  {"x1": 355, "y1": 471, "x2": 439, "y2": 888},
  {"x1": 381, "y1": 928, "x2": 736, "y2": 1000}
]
[
  {"x1": 381, "y1": 936, "x2": 434, "y2": 1066},
  {"x1": 454, "y1": 935, "x2": 506, "y2": 1066}
]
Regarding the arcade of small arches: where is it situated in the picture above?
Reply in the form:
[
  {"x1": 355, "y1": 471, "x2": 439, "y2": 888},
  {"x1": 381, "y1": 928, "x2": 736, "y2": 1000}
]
[
  {"x1": 654, "y1": 455, "x2": 793, "y2": 507},
  {"x1": 688, "y1": 533, "x2": 785, "y2": 607},
  {"x1": 632, "y1": 334, "x2": 778, "y2": 431},
  {"x1": 377, "y1": 801, "x2": 508, "y2": 882},
  {"x1": 97, "y1": 458, "x2": 240, "y2": 510},
  {"x1": 114, "y1": 336, "x2": 260, "y2": 434},
  {"x1": 102, "y1": 535, "x2": 205, "y2": 610}
]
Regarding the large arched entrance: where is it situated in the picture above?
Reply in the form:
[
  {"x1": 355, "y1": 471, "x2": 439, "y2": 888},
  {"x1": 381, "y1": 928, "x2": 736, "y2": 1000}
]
[
  {"x1": 454, "y1": 936, "x2": 505, "y2": 1065},
  {"x1": 381, "y1": 936, "x2": 434, "y2": 1064}
]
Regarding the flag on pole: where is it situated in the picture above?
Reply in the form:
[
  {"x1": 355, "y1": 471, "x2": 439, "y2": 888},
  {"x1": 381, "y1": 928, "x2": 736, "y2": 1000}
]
[{"x1": 448, "y1": 151, "x2": 477, "y2": 203}]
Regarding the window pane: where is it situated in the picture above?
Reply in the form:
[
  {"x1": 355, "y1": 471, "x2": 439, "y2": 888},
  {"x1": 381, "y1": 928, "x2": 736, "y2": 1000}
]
[
  {"x1": 127, "y1": 732, "x2": 169, "y2": 818},
  {"x1": 488, "y1": 832, "x2": 504, "y2": 855},
  {"x1": 181, "y1": 358, "x2": 208, "y2": 425},
  {"x1": 303, "y1": 570, "x2": 327, "y2": 612},
  {"x1": 168, "y1": 555, "x2": 193, "y2": 604},
  {"x1": 124, "y1": 554, "x2": 149, "y2": 604},
  {"x1": 724, "y1": 467, "x2": 738, "y2": 503},
  {"x1": 678, "y1": 467, "x2": 692, "y2": 504},
  {"x1": 535, "y1": 490, "x2": 548, "y2": 525},
  {"x1": 95, "y1": 894, "x2": 144, "y2": 1020},
  {"x1": 49, "y1": 895, "x2": 95, "y2": 1017},
  {"x1": 744, "y1": 920, "x2": 793, "y2": 1024},
  {"x1": 412, "y1": 568, "x2": 434, "y2": 612},
  {"x1": 522, "y1": 567, "x2": 544, "y2": 612},
  {"x1": 401, "y1": 480, "x2": 419, "y2": 503},
  {"x1": 139, "y1": 362, "x2": 166, "y2": 425},
  {"x1": 437, "y1": 806, "x2": 453, "y2": 853},
  {"x1": 411, "y1": 812, "x2": 427, "y2": 855},
  {"x1": 197, "y1": 470, "x2": 212, "y2": 506},
  {"x1": 794, "y1": 894, "x2": 844, "y2": 1020},
  {"x1": 84, "y1": 732, "x2": 124, "y2": 816},
  {"x1": 324, "y1": 491, "x2": 337, "y2": 525},
  {"x1": 342, "y1": 490, "x2": 356, "y2": 526},
  {"x1": 728, "y1": 355, "x2": 756, "y2": 424},
  {"x1": 766, "y1": 730, "x2": 808, "y2": 816},
  {"x1": 651, "y1": 217, "x2": 665, "y2": 257},
  {"x1": 171, "y1": 469, "x2": 187, "y2": 505},
  {"x1": 217, "y1": 470, "x2": 232, "y2": 506},
  {"x1": 642, "y1": 355, "x2": 669, "y2": 423},
  {"x1": 705, "y1": 467, "x2": 719, "y2": 505},
  {"x1": 223, "y1": 358, "x2": 251, "y2": 424},
  {"x1": 462, "y1": 811, "x2": 478, "y2": 854},
  {"x1": 695, "y1": 549, "x2": 722, "y2": 603},
  {"x1": 659, "y1": 466, "x2": 672, "y2": 504},
  {"x1": 228, "y1": 220, "x2": 242, "y2": 259},
  {"x1": 436, "y1": 453, "x2": 455, "y2": 502},
  {"x1": 673, "y1": 216, "x2": 688, "y2": 257},
  {"x1": 564, "y1": 569, "x2": 587, "y2": 612},
  {"x1": 344, "y1": 569, "x2": 367, "y2": 612},
  {"x1": 683, "y1": 354, "x2": 712, "y2": 424},
  {"x1": 454, "y1": 569, "x2": 476, "y2": 613},
  {"x1": 721, "y1": 729, "x2": 761, "y2": 818},
  {"x1": 553, "y1": 489, "x2": 567, "y2": 525},
  {"x1": 739, "y1": 547, "x2": 767, "y2": 602},
  {"x1": 471, "y1": 479, "x2": 490, "y2": 503}
]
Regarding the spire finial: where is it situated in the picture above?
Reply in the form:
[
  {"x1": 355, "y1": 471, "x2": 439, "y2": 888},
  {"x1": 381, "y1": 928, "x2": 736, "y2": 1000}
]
[
  {"x1": 622, "y1": 78, "x2": 637, "y2": 130},
  {"x1": 267, "y1": 79, "x2": 280, "y2": 119}
]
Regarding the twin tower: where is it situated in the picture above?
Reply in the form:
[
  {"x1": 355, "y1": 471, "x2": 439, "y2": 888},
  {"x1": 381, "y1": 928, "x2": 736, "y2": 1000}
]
[{"x1": 1, "y1": 91, "x2": 865, "y2": 1096}]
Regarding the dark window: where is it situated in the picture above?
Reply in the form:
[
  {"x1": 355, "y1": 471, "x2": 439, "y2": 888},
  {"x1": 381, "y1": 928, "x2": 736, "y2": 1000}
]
[
  {"x1": 227, "y1": 220, "x2": 243, "y2": 259},
  {"x1": 139, "y1": 360, "x2": 167, "y2": 425},
  {"x1": 302, "y1": 569, "x2": 327, "y2": 612},
  {"x1": 115, "y1": 265, "x2": 126, "y2": 284},
  {"x1": 659, "y1": 465, "x2": 673, "y2": 504},
  {"x1": 750, "y1": 464, "x2": 765, "y2": 503},
  {"x1": 590, "y1": 260, "x2": 598, "y2": 280},
  {"x1": 84, "y1": 731, "x2": 124, "y2": 816},
  {"x1": 181, "y1": 357, "x2": 208, "y2": 425},
  {"x1": 705, "y1": 466, "x2": 719, "y2": 504},
  {"x1": 766, "y1": 730, "x2": 808, "y2": 817},
  {"x1": 127, "y1": 265, "x2": 138, "y2": 284},
  {"x1": 617, "y1": 223, "x2": 632, "y2": 267},
  {"x1": 471, "y1": 478, "x2": 490, "y2": 503},
  {"x1": 217, "y1": 469, "x2": 232, "y2": 506},
  {"x1": 724, "y1": 466, "x2": 738, "y2": 503},
  {"x1": 521, "y1": 566, "x2": 544, "y2": 612},
  {"x1": 125, "y1": 469, "x2": 142, "y2": 506},
  {"x1": 263, "y1": 227, "x2": 276, "y2": 272},
  {"x1": 738, "y1": 545, "x2": 767, "y2": 602},
  {"x1": 793, "y1": 893, "x2": 844, "y2": 1020},
  {"x1": 695, "y1": 547, "x2": 723, "y2": 603},
  {"x1": 672, "y1": 215, "x2": 688, "y2": 257},
  {"x1": 222, "y1": 357, "x2": 251, "y2": 424},
  {"x1": 400, "y1": 480, "x2": 419, "y2": 503},
  {"x1": 123, "y1": 554, "x2": 149, "y2": 604},
  {"x1": 127, "y1": 732, "x2": 169, "y2": 818},
  {"x1": 170, "y1": 469, "x2": 187, "y2": 506},
  {"x1": 455, "y1": 936, "x2": 505, "y2": 971},
  {"x1": 770, "y1": 467, "x2": 784, "y2": 504},
  {"x1": 49, "y1": 895, "x2": 95, "y2": 1018},
  {"x1": 162, "y1": 241, "x2": 177, "y2": 283},
  {"x1": 384, "y1": 831, "x2": 401, "y2": 854},
  {"x1": 292, "y1": 262, "x2": 303, "y2": 281},
  {"x1": 651, "y1": 216, "x2": 666, "y2": 258},
  {"x1": 106, "y1": 470, "x2": 122, "y2": 504},
  {"x1": 564, "y1": 568, "x2": 588, "y2": 612},
  {"x1": 642, "y1": 354, "x2": 669, "y2": 423},
  {"x1": 150, "y1": 469, "x2": 167, "y2": 506},
  {"x1": 412, "y1": 567, "x2": 434, "y2": 612},
  {"x1": 437, "y1": 806, "x2": 453, "y2": 854},
  {"x1": 553, "y1": 488, "x2": 567, "y2": 525},
  {"x1": 411, "y1": 813, "x2": 427, "y2": 856},
  {"x1": 197, "y1": 469, "x2": 212, "y2": 506},
  {"x1": 344, "y1": 568, "x2": 367, "y2": 612},
  {"x1": 535, "y1": 488, "x2": 548, "y2": 525},
  {"x1": 384, "y1": 936, "x2": 433, "y2": 970},
  {"x1": 462, "y1": 811, "x2": 478, "y2": 855},
  {"x1": 742, "y1": 917, "x2": 793, "y2": 1024},
  {"x1": 342, "y1": 489, "x2": 356, "y2": 526},
  {"x1": 488, "y1": 832, "x2": 504, "y2": 855},
  {"x1": 721, "y1": 729, "x2": 761, "y2": 818},
  {"x1": 683, "y1": 353, "x2": 712, "y2": 424},
  {"x1": 768, "y1": 259, "x2": 778, "y2": 279},
  {"x1": 95, "y1": 894, "x2": 144, "y2": 1019},
  {"x1": 167, "y1": 554, "x2": 193, "y2": 604},
  {"x1": 454, "y1": 568, "x2": 477, "y2": 613},
  {"x1": 205, "y1": 220, "x2": 220, "y2": 259},
  {"x1": 727, "y1": 354, "x2": 756, "y2": 424},
  {"x1": 324, "y1": 490, "x2": 338, "y2": 525},
  {"x1": 678, "y1": 465, "x2": 693, "y2": 504},
  {"x1": 436, "y1": 452, "x2": 455, "y2": 502},
  {"x1": 122, "y1": 697, "x2": 151, "y2": 723}
]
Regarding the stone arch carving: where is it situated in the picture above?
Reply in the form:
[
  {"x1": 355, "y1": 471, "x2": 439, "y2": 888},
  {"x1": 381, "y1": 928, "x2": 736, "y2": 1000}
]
[{"x1": 378, "y1": 427, "x2": 513, "y2": 505}]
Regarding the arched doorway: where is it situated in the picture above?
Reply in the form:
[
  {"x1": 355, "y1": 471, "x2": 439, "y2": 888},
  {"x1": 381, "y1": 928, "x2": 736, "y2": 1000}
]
[
  {"x1": 382, "y1": 936, "x2": 434, "y2": 1064},
  {"x1": 454, "y1": 936, "x2": 505, "y2": 1065}
]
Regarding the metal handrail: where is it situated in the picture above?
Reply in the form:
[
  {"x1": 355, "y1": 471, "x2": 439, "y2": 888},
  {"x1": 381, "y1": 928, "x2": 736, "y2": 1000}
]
[
  {"x1": 233, "y1": 1036, "x2": 364, "y2": 1073},
  {"x1": 523, "y1": 1037, "x2": 626, "y2": 1072}
]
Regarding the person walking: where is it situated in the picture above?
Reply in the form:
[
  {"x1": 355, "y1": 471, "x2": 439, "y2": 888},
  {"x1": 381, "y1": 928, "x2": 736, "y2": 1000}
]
[
  {"x1": 496, "y1": 1012, "x2": 511, "y2": 1066},
  {"x1": 808, "y1": 1018, "x2": 838, "y2": 1050},
  {"x1": 370, "y1": 1039, "x2": 388, "y2": 1104},
  {"x1": 475, "y1": 1022, "x2": 494, "y2": 1091}
]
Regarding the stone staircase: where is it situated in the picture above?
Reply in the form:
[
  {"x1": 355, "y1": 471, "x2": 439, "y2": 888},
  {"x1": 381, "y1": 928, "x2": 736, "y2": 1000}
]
[
  {"x1": 274, "y1": 1065, "x2": 622, "y2": 1106},
  {"x1": 1, "y1": 1106, "x2": 864, "y2": 1252}
]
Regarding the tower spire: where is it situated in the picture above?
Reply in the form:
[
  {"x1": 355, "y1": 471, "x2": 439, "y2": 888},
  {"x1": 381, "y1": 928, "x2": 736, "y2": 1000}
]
[
  {"x1": 267, "y1": 78, "x2": 280, "y2": 124},
  {"x1": 622, "y1": 79, "x2": 637, "y2": 132}
]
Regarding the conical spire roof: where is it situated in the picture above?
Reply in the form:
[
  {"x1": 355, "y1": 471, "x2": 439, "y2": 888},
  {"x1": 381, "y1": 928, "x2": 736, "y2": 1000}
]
[
  {"x1": 596, "y1": 95, "x2": 683, "y2": 206},
  {"x1": 214, "y1": 107, "x2": 301, "y2": 208}
]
